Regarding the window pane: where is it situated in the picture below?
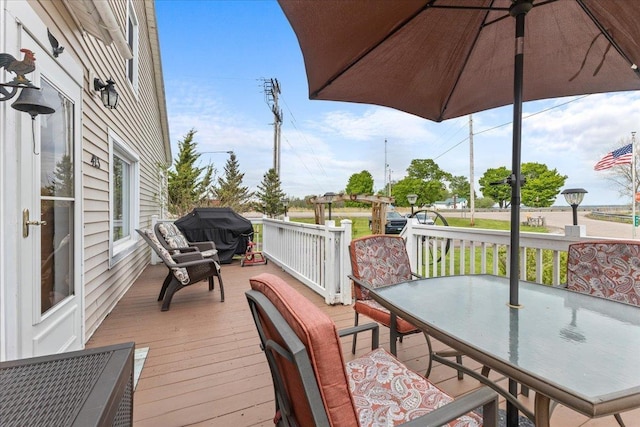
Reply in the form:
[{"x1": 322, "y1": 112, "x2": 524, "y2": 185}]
[{"x1": 113, "y1": 155, "x2": 130, "y2": 241}]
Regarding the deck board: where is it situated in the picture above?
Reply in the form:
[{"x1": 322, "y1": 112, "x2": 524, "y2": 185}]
[{"x1": 87, "y1": 262, "x2": 637, "y2": 426}]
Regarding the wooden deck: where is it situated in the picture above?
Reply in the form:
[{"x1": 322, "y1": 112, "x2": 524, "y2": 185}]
[{"x1": 87, "y1": 261, "x2": 637, "y2": 427}]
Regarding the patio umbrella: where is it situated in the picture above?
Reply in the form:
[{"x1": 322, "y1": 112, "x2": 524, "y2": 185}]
[{"x1": 278, "y1": 0, "x2": 640, "y2": 308}]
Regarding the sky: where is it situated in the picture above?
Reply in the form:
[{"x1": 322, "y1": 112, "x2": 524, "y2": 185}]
[{"x1": 154, "y1": 1, "x2": 640, "y2": 207}]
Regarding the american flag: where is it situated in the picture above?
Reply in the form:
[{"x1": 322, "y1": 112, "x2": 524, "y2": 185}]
[{"x1": 594, "y1": 143, "x2": 634, "y2": 171}]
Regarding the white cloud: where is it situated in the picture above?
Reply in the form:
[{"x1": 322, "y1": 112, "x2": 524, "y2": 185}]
[{"x1": 164, "y1": 77, "x2": 640, "y2": 205}]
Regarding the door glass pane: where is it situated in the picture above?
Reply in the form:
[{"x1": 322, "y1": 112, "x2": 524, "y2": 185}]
[
  {"x1": 40, "y1": 80, "x2": 74, "y2": 314},
  {"x1": 40, "y1": 201, "x2": 74, "y2": 313},
  {"x1": 40, "y1": 81, "x2": 73, "y2": 198}
]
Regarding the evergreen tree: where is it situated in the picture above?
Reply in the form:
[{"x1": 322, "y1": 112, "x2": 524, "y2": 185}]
[
  {"x1": 216, "y1": 152, "x2": 253, "y2": 212},
  {"x1": 167, "y1": 129, "x2": 214, "y2": 216},
  {"x1": 255, "y1": 168, "x2": 285, "y2": 218}
]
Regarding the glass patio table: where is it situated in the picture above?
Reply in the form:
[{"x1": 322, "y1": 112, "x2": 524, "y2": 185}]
[{"x1": 368, "y1": 274, "x2": 640, "y2": 427}]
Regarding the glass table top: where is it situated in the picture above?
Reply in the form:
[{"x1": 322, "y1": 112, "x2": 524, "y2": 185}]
[{"x1": 373, "y1": 274, "x2": 640, "y2": 401}]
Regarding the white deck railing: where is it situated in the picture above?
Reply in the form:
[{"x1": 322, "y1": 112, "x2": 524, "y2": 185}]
[
  {"x1": 403, "y1": 221, "x2": 612, "y2": 286},
  {"x1": 153, "y1": 215, "x2": 625, "y2": 305},
  {"x1": 259, "y1": 218, "x2": 353, "y2": 305}
]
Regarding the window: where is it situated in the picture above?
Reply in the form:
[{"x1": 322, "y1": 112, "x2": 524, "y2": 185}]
[
  {"x1": 109, "y1": 131, "x2": 139, "y2": 266},
  {"x1": 126, "y1": 0, "x2": 139, "y2": 90}
]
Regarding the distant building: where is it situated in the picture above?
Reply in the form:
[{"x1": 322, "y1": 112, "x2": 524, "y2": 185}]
[{"x1": 433, "y1": 197, "x2": 468, "y2": 209}]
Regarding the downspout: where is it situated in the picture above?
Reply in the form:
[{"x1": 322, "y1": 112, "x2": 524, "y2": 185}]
[{"x1": 92, "y1": 0, "x2": 132, "y2": 60}]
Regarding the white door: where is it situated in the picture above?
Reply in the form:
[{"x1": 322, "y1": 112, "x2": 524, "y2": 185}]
[{"x1": 17, "y1": 32, "x2": 83, "y2": 356}]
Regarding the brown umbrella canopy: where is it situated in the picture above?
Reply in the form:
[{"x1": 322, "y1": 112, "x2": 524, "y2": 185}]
[
  {"x1": 279, "y1": 0, "x2": 640, "y2": 122},
  {"x1": 280, "y1": 3, "x2": 640, "y2": 425},
  {"x1": 280, "y1": 4, "x2": 640, "y2": 424}
]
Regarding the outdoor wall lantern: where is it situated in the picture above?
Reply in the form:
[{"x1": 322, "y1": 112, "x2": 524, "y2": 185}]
[
  {"x1": 407, "y1": 193, "x2": 418, "y2": 215},
  {"x1": 561, "y1": 188, "x2": 588, "y2": 225},
  {"x1": 94, "y1": 78, "x2": 119, "y2": 109},
  {"x1": 281, "y1": 197, "x2": 289, "y2": 217},
  {"x1": 324, "y1": 192, "x2": 336, "y2": 221}
]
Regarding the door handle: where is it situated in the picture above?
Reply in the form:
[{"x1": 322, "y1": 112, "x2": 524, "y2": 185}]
[{"x1": 23, "y1": 209, "x2": 47, "y2": 238}]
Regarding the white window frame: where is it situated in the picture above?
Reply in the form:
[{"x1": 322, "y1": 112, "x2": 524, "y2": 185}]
[
  {"x1": 109, "y1": 130, "x2": 140, "y2": 267},
  {"x1": 126, "y1": 0, "x2": 139, "y2": 92}
]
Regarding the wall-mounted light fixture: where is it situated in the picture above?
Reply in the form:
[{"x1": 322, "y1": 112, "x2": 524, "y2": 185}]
[{"x1": 94, "y1": 78, "x2": 119, "y2": 109}]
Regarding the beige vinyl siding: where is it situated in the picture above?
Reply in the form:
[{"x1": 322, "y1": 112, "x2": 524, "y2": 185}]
[{"x1": 33, "y1": 0, "x2": 170, "y2": 340}]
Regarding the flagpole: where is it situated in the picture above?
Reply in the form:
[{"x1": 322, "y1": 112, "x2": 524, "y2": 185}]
[{"x1": 633, "y1": 132, "x2": 637, "y2": 239}]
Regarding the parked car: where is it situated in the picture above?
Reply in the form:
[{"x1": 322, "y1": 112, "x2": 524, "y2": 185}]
[
  {"x1": 369, "y1": 210, "x2": 408, "y2": 234},
  {"x1": 411, "y1": 211, "x2": 435, "y2": 225}
]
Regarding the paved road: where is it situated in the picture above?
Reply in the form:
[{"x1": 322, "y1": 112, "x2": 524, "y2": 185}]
[
  {"x1": 471, "y1": 210, "x2": 635, "y2": 239},
  {"x1": 285, "y1": 208, "x2": 637, "y2": 239}
]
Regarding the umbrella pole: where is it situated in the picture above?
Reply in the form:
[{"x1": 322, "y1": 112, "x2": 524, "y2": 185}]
[{"x1": 508, "y1": 2, "x2": 532, "y2": 426}]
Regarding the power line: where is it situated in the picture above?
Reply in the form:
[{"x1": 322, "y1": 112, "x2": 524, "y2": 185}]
[{"x1": 433, "y1": 94, "x2": 592, "y2": 160}]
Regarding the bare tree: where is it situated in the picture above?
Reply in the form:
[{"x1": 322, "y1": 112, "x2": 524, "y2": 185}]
[{"x1": 601, "y1": 135, "x2": 638, "y2": 202}]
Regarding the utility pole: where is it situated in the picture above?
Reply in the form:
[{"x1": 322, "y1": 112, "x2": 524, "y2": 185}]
[
  {"x1": 469, "y1": 115, "x2": 475, "y2": 226},
  {"x1": 384, "y1": 139, "x2": 390, "y2": 196},
  {"x1": 263, "y1": 78, "x2": 283, "y2": 176}
]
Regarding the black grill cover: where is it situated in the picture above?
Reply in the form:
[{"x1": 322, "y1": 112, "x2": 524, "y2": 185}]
[{"x1": 174, "y1": 207, "x2": 253, "y2": 264}]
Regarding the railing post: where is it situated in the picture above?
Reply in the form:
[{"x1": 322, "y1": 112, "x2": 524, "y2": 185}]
[
  {"x1": 324, "y1": 221, "x2": 337, "y2": 304},
  {"x1": 340, "y1": 219, "x2": 353, "y2": 305},
  {"x1": 405, "y1": 220, "x2": 418, "y2": 273}
]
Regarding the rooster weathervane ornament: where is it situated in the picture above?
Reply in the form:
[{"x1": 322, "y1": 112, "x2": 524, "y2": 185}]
[{"x1": 0, "y1": 48, "x2": 37, "y2": 102}]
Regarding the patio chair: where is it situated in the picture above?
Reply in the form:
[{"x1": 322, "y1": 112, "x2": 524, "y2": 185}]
[
  {"x1": 154, "y1": 221, "x2": 220, "y2": 264},
  {"x1": 348, "y1": 234, "x2": 463, "y2": 377},
  {"x1": 246, "y1": 272, "x2": 499, "y2": 427},
  {"x1": 567, "y1": 240, "x2": 640, "y2": 307},
  {"x1": 136, "y1": 229, "x2": 224, "y2": 311},
  {"x1": 567, "y1": 240, "x2": 640, "y2": 427}
]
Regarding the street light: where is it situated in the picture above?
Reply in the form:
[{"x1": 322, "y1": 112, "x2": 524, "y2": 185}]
[
  {"x1": 561, "y1": 188, "x2": 588, "y2": 225},
  {"x1": 324, "y1": 192, "x2": 336, "y2": 221},
  {"x1": 407, "y1": 194, "x2": 418, "y2": 215},
  {"x1": 281, "y1": 197, "x2": 289, "y2": 217}
]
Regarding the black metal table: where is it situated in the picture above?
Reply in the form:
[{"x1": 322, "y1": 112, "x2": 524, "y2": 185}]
[{"x1": 0, "y1": 342, "x2": 134, "y2": 427}]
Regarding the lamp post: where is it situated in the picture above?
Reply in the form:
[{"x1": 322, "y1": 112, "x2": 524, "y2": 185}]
[
  {"x1": 261, "y1": 201, "x2": 267, "y2": 217},
  {"x1": 561, "y1": 188, "x2": 587, "y2": 225},
  {"x1": 281, "y1": 197, "x2": 289, "y2": 218},
  {"x1": 407, "y1": 194, "x2": 418, "y2": 216},
  {"x1": 324, "y1": 192, "x2": 336, "y2": 221}
]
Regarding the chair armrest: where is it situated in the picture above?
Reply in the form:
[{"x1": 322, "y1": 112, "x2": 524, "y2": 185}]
[
  {"x1": 338, "y1": 322, "x2": 379, "y2": 350},
  {"x1": 190, "y1": 241, "x2": 216, "y2": 251},
  {"x1": 411, "y1": 272, "x2": 425, "y2": 279},
  {"x1": 173, "y1": 252, "x2": 204, "y2": 263},
  {"x1": 348, "y1": 275, "x2": 374, "y2": 292},
  {"x1": 172, "y1": 258, "x2": 217, "y2": 269},
  {"x1": 401, "y1": 387, "x2": 499, "y2": 427},
  {"x1": 173, "y1": 246, "x2": 199, "y2": 253}
]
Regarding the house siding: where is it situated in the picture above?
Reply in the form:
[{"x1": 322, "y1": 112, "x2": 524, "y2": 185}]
[{"x1": 32, "y1": 1, "x2": 171, "y2": 340}]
